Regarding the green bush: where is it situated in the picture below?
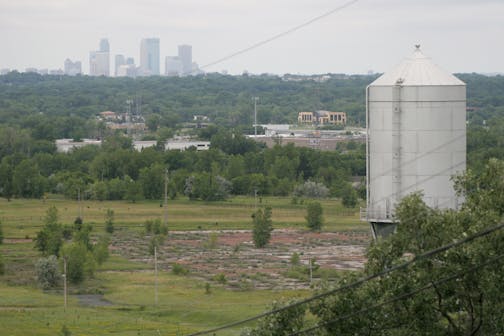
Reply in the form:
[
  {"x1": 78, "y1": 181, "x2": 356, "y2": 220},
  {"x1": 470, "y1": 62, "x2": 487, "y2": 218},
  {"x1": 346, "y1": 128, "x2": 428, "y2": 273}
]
[
  {"x1": 305, "y1": 202, "x2": 323, "y2": 231},
  {"x1": 93, "y1": 235, "x2": 110, "y2": 265},
  {"x1": 105, "y1": 209, "x2": 114, "y2": 234},
  {"x1": 203, "y1": 232, "x2": 219, "y2": 249},
  {"x1": 290, "y1": 252, "x2": 301, "y2": 266},
  {"x1": 252, "y1": 207, "x2": 273, "y2": 248},
  {"x1": 213, "y1": 273, "x2": 227, "y2": 284},
  {"x1": 144, "y1": 219, "x2": 168, "y2": 235},
  {"x1": 171, "y1": 263, "x2": 189, "y2": 276},
  {"x1": 35, "y1": 255, "x2": 60, "y2": 289},
  {"x1": 61, "y1": 243, "x2": 95, "y2": 284}
]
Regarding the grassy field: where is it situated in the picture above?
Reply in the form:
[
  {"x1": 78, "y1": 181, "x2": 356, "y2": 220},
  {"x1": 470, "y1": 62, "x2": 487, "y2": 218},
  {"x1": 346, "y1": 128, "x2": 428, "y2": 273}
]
[
  {"x1": 0, "y1": 196, "x2": 367, "y2": 335},
  {"x1": 0, "y1": 270, "x2": 307, "y2": 336},
  {"x1": 0, "y1": 196, "x2": 367, "y2": 238}
]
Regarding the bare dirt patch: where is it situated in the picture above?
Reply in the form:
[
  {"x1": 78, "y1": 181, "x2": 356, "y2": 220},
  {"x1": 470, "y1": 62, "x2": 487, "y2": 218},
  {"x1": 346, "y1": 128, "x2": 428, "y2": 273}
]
[
  {"x1": 111, "y1": 229, "x2": 370, "y2": 290},
  {"x1": 3, "y1": 238, "x2": 33, "y2": 244}
]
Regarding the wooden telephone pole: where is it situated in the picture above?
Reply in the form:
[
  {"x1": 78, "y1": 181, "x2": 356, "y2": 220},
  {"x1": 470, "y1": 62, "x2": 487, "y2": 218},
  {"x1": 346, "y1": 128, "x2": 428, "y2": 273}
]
[{"x1": 163, "y1": 168, "x2": 168, "y2": 228}]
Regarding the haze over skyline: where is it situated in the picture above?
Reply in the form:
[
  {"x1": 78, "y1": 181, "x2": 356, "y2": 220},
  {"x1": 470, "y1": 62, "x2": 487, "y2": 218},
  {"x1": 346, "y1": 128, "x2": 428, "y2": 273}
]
[{"x1": 1, "y1": 0, "x2": 502, "y2": 75}]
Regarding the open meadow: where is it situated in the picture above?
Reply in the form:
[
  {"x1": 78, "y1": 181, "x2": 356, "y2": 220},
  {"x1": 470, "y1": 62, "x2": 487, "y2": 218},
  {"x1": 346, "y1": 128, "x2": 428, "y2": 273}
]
[{"x1": 0, "y1": 196, "x2": 370, "y2": 335}]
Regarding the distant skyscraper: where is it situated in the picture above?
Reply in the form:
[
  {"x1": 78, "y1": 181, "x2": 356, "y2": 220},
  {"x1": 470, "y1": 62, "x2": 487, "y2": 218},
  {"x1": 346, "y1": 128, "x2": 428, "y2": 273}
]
[
  {"x1": 100, "y1": 38, "x2": 110, "y2": 52},
  {"x1": 126, "y1": 57, "x2": 135, "y2": 65},
  {"x1": 178, "y1": 44, "x2": 192, "y2": 75},
  {"x1": 115, "y1": 54, "x2": 125, "y2": 76},
  {"x1": 64, "y1": 59, "x2": 82, "y2": 76},
  {"x1": 140, "y1": 38, "x2": 160, "y2": 76},
  {"x1": 90, "y1": 39, "x2": 110, "y2": 76},
  {"x1": 89, "y1": 51, "x2": 110, "y2": 76},
  {"x1": 165, "y1": 56, "x2": 182, "y2": 76}
]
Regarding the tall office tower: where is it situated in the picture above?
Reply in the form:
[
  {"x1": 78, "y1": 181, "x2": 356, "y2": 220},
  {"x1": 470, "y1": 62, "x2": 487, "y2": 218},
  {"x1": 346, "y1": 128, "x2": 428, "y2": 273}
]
[
  {"x1": 64, "y1": 59, "x2": 82, "y2": 76},
  {"x1": 100, "y1": 38, "x2": 110, "y2": 52},
  {"x1": 178, "y1": 44, "x2": 192, "y2": 75},
  {"x1": 89, "y1": 39, "x2": 110, "y2": 76},
  {"x1": 126, "y1": 57, "x2": 135, "y2": 65},
  {"x1": 115, "y1": 54, "x2": 125, "y2": 76},
  {"x1": 165, "y1": 56, "x2": 182, "y2": 76},
  {"x1": 140, "y1": 38, "x2": 160, "y2": 76}
]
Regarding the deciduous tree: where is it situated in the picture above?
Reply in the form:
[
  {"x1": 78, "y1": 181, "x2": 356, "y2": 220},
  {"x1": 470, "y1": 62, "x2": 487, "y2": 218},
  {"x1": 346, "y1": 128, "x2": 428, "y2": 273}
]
[{"x1": 252, "y1": 206, "x2": 273, "y2": 248}]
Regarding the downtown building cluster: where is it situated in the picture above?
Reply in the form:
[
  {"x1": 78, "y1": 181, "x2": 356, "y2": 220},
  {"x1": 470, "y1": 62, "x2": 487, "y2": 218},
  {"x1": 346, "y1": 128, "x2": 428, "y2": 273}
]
[
  {"x1": 85, "y1": 38, "x2": 202, "y2": 77},
  {"x1": 0, "y1": 38, "x2": 202, "y2": 77}
]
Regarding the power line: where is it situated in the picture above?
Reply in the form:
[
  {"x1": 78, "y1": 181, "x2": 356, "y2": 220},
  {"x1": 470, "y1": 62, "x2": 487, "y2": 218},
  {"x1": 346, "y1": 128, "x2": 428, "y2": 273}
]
[
  {"x1": 184, "y1": 222, "x2": 504, "y2": 336},
  {"x1": 196, "y1": 0, "x2": 360, "y2": 72},
  {"x1": 290, "y1": 253, "x2": 504, "y2": 336}
]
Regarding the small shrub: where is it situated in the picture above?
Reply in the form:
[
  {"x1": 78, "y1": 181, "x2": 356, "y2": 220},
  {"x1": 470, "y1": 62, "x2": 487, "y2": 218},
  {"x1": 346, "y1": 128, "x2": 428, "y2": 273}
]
[
  {"x1": 171, "y1": 263, "x2": 189, "y2": 276},
  {"x1": 205, "y1": 282, "x2": 211, "y2": 294},
  {"x1": 203, "y1": 232, "x2": 219, "y2": 249},
  {"x1": 93, "y1": 235, "x2": 110, "y2": 265},
  {"x1": 306, "y1": 202, "x2": 324, "y2": 232},
  {"x1": 60, "y1": 243, "x2": 96, "y2": 284},
  {"x1": 342, "y1": 186, "x2": 358, "y2": 208},
  {"x1": 148, "y1": 235, "x2": 165, "y2": 256},
  {"x1": 35, "y1": 255, "x2": 60, "y2": 289},
  {"x1": 252, "y1": 207, "x2": 273, "y2": 248},
  {"x1": 213, "y1": 273, "x2": 227, "y2": 284},
  {"x1": 238, "y1": 278, "x2": 253, "y2": 291},
  {"x1": 73, "y1": 217, "x2": 83, "y2": 231},
  {"x1": 0, "y1": 220, "x2": 3, "y2": 244},
  {"x1": 105, "y1": 209, "x2": 114, "y2": 234},
  {"x1": 144, "y1": 219, "x2": 168, "y2": 235},
  {"x1": 290, "y1": 252, "x2": 301, "y2": 266},
  {"x1": 62, "y1": 225, "x2": 73, "y2": 240},
  {"x1": 144, "y1": 219, "x2": 153, "y2": 233}
]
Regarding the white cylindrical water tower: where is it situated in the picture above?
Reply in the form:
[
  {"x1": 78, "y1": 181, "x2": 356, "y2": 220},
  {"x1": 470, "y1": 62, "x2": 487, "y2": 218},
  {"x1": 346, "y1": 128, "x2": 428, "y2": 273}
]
[{"x1": 364, "y1": 46, "x2": 466, "y2": 237}]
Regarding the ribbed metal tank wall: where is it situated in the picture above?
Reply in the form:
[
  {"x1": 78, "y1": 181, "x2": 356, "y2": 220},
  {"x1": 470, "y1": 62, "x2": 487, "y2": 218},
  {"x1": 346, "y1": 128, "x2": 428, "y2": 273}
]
[{"x1": 365, "y1": 46, "x2": 466, "y2": 225}]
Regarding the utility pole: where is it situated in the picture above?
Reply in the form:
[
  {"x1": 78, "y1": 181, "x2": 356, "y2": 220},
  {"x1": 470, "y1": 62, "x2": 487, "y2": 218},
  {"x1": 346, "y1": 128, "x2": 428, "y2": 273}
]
[
  {"x1": 163, "y1": 168, "x2": 168, "y2": 228},
  {"x1": 77, "y1": 186, "x2": 82, "y2": 219},
  {"x1": 309, "y1": 258, "x2": 313, "y2": 285},
  {"x1": 253, "y1": 97, "x2": 259, "y2": 137},
  {"x1": 63, "y1": 257, "x2": 68, "y2": 311},
  {"x1": 154, "y1": 246, "x2": 158, "y2": 306}
]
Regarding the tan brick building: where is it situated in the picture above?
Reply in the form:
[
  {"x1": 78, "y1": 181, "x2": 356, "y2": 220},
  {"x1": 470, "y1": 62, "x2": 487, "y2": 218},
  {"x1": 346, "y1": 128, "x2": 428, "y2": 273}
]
[{"x1": 298, "y1": 110, "x2": 346, "y2": 125}]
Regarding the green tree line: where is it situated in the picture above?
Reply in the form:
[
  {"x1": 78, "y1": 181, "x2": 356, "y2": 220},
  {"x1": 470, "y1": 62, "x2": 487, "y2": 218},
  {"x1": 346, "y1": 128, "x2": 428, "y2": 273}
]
[{"x1": 0, "y1": 128, "x2": 365, "y2": 201}]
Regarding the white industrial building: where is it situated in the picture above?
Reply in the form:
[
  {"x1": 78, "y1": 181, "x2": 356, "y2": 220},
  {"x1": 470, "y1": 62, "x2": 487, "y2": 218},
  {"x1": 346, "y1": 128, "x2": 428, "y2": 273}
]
[
  {"x1": 56, "y1": 139, "x2": 210, "y2": 153},
  {"x1": 363, "y1": 46, "x2": 466, "y2": 237},
  {"x1": 55, "y1": 139, "x2": 102, "y2": 153}
]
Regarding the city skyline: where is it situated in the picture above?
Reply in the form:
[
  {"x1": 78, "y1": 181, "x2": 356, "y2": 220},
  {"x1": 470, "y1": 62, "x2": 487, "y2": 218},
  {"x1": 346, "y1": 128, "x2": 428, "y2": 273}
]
[{"x1": 0, "y1": 0, "x2": 503, "y2": 75}]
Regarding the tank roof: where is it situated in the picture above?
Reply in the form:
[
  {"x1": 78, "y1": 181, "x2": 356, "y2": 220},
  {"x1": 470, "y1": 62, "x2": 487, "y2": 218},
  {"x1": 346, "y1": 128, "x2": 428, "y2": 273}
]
[{"x1": 370, "y1": 46, "x2": 465, "y2": 86}]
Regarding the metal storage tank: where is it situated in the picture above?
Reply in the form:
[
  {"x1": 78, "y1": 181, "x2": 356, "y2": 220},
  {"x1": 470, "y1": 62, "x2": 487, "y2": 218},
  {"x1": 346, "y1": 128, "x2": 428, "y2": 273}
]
[{"x1": 364, "y1": 45, "x2": 466, "y2": 237}]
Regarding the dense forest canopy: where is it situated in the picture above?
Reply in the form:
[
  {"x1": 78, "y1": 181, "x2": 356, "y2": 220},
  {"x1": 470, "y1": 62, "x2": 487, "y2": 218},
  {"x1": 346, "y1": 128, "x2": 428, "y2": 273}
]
[
  {"x1": 0, "y1": 72, "x2": 372, "y2": 131},
  {"x1": 1, "y1": 72, "x2": 502, "y2": 131}
]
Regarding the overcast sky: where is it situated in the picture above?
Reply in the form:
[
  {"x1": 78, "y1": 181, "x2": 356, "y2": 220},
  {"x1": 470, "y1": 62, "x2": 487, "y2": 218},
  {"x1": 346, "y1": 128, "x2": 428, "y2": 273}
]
[{"x1": 1, "y1": 0, "x2": 502, "y2": 75}]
